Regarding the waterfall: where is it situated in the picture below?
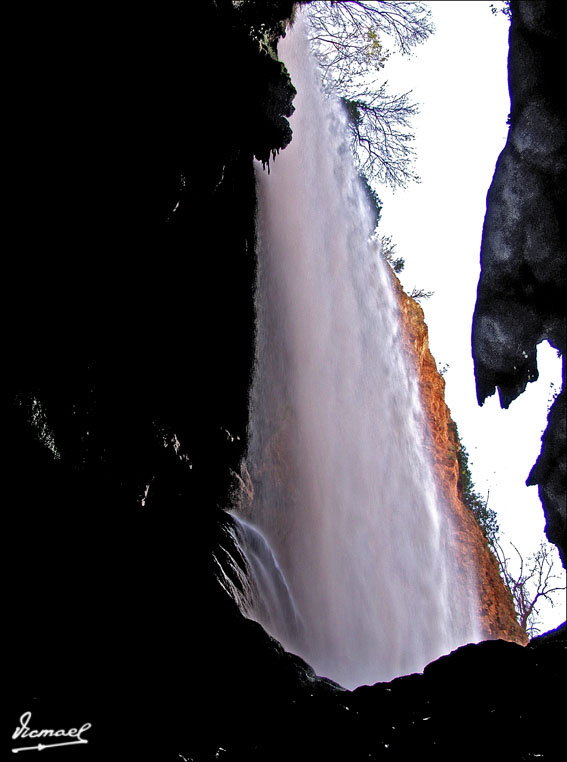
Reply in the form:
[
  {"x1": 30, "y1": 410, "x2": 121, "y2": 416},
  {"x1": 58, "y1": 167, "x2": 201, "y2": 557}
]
[{"x1": 231, "y1": 13, "x2": 479, "y2": 689}]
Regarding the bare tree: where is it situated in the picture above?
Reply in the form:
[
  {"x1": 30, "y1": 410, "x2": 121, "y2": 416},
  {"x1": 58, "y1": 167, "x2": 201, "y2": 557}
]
[
  {"x1": 305, "y1": 1, "x2": 434, "y2": 187},
  {"x1": 409, "y1": 286, "x2": 434, "y2": 301},
  {"x1": 343, "y1": 91, "x2": 420, "y2": 187},
  {"x1": 306, "y1": 1, "x2": 434, "y2": 87},
  {"x1": 491, "y1": 538, "x2": 566, "y2": 637}
]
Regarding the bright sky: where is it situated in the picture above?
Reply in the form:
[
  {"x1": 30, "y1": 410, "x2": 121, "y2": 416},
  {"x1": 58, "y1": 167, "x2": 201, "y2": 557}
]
[{"x1": 375, "y1": 0, "x2": 565, "y2": 633}]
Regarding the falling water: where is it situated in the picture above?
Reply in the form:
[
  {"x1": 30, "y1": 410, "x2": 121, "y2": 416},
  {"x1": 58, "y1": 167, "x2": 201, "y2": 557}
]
[{"x1": 231, "y1": 14, "x2": 479, "y2": 689}]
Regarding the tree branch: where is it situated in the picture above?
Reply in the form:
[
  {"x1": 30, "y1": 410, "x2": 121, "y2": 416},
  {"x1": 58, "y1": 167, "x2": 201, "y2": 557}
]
[{"x1": 304, "y1": 1, "x2": 433, "y2": 187}]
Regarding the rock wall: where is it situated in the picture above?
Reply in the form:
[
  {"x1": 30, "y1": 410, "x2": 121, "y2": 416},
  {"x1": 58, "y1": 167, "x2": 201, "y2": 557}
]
[
  {"x1": 392, "y1": 275, "x2": 527, "y2": 645},
  {"x1": 5, "y1": 1, "x2": 299, "y2": 758},
  {"x1": 472, "y1": 0, "x2": 566, "y2": 565}
]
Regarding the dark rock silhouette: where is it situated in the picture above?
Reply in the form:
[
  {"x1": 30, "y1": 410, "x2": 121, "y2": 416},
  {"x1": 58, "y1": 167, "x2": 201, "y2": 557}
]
[{"x1": 472, "y1": 0, "x2": 566, "y2": 565}]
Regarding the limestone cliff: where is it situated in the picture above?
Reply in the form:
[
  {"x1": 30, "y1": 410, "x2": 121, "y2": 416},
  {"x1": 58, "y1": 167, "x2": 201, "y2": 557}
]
[{"x1": 391, "y1": 273, "x2": 527, "y2": 645}]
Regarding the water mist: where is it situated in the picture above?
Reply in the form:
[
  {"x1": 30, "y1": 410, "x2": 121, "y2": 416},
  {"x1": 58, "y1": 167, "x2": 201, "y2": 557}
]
[{"x1": 231, "y1": 14, "x2": 479, "y2": 689}]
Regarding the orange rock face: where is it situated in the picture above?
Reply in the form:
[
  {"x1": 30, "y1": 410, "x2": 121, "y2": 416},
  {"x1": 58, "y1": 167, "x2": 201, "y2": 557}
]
[{"x1": 391, "y1": 271, "x2": 528, "y2": 646}]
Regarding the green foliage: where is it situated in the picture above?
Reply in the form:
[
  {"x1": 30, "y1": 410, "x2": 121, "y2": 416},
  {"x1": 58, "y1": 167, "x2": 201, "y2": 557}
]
[
  {"x1": 365, "y1": 27, "x2": 390, "y2": 68},
  {"x1": 249, "y1": 22, "x2": 279, "y2": 60},
  {"x1": 452, "y1": 422, "x2": 500, "y2": 544},
  {"x1": 391, "y1": 257, "x2": 405, "y2": 274},
  {"x1": 470, "y1": 498, "x2": 500, "y2": 546},
  {"x1": 356, "y1": 166, "x2": 382, "y2": 228},
  {"x1": 342, "y1": 97, "x2": 363, "y2": 126},
  {"x1": 380, "y1": 234, "x2": 405, "y2": 273}
]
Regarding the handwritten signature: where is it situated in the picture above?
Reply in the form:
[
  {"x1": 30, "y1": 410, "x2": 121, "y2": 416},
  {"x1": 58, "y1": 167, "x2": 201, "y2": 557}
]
[{"x1": 12, "y1": 711, "x2": 92, "y2": 753}]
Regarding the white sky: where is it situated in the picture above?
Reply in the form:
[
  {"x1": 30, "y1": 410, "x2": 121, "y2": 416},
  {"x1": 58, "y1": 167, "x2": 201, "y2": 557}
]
[{"x1": 374, "y1": 0, "x2": 565, "y2": 633}]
